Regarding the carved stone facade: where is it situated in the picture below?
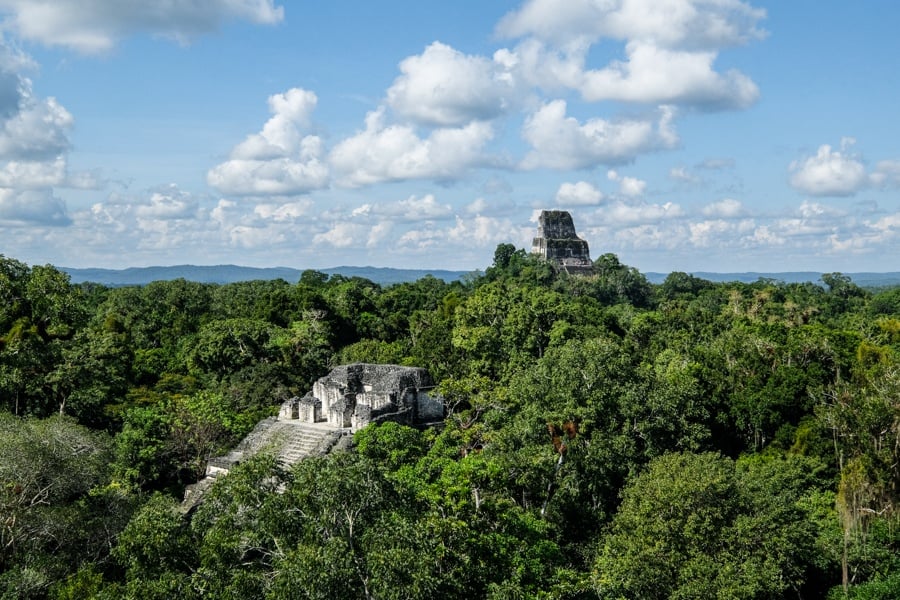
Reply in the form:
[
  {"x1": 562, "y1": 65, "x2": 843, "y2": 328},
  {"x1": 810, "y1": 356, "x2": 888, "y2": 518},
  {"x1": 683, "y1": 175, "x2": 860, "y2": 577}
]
[
  {"x1": 278, "y1": 363, "x2": 442, "y2": 431},
  {"x1": 531, "y1": 210, "x2": 595, "y2": 276},
  {"x1": 183, "y1": 363, "x2": 443, "y2": 511}
]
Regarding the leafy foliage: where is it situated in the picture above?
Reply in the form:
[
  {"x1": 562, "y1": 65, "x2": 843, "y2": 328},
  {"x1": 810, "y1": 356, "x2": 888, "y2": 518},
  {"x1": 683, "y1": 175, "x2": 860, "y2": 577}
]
[{"x1": 2, "y1": 248, "x2": 900, "y2": 597}]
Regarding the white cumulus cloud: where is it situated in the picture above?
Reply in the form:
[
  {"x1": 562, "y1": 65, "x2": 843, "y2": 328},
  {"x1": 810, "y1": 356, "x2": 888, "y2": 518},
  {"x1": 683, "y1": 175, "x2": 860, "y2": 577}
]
[
  {"x1": 608, "y1": 169, "x2": 647, "y2": 197},
  {"x1": 497, "y1": 0, "x2": 766, "y2": 49},
  {"x1": 254, "y1": 200, "x2": 313, "y2": 222},
  {"x1": 134, "y1": 185, "x2": 199, "y2": 220},
  {"x1": 871, "y1": 160, "x2": 900, "y2": 188},
  {"x1": 393, "y1": 214, "x2": 529, "y2": 252},
  {"x1": 789, "y1": 139, "x2": 868, "y2": 197},
  {"x1": 602, "y1": 200, "x2": 684, "y2": 225},
  {"x1": 330, "y1": 107, "x2": 494, "y2": 187},
  {"x1": 81, "y1": 188, "x2": 326, "y2": 264},
  {"x1": 669, "y1": 166, "x2": 699, "y2": 183},
  {"x1": 207, "y1": 88, "x2": 329, "y2": 197},
  {"x1": 374, "y1": 194, "x2": 453, "y2": 221},
  {"x1": 387, "y1": 42, "x2": 516, "y2": 127},
  {"x1": 689, "y1": 218, "x2": 734, "y2": 247},
  {"x1": 313, "y1": 222, "x2": 367, "y2": 248},
  {"x1": 0, "y1": 187, "x2": 69, "y2": 225},
  {"x1": 556, "y1": 181, "x2": 603, "y2": 206},
  {"x1": 0, "y1": 0, "x2": 284, "y2": 53},
  {"x1": 702, "y1": 198, "x2": 745, "y2": 218},
  {"x1": 580, "y1": 42, "x2": 758, "y2": 109},
  {"x1": 0, "y1": 157, "x2": 67, "y2": 188},
  {"x1": 521, "y1": 100, "x2": 677, "y2": 170},
  {"x1": 0, "y1": 41, "x2": 85, "y2": 228},
  {"x1": 495, "y1": 39, "x2": 589, "y2": 92},
  {"x1": 342, "y1": 194, "x2": 453, "y2": 223},
  {"x1": 0, "y1": 84, "x2": 72, "y2": 161},
  {"x1": 447, "y1": 214, "x2": 523, "y2": 247},
  {"x1": 496, "y1": 0, "x2": 764, "y2": 111}
]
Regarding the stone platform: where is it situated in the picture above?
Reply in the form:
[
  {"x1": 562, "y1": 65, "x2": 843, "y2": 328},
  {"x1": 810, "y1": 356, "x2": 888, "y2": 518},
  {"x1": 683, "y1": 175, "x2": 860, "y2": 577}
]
[{"x1": 181, "y1": 417, "x2": 344, "y2": 511}]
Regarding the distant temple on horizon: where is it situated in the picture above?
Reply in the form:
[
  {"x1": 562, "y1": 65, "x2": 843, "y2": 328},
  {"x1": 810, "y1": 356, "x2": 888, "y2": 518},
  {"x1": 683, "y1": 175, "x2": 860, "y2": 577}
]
[{"x1": 531, "y1": 210, "x2": 595, "y2": 276}]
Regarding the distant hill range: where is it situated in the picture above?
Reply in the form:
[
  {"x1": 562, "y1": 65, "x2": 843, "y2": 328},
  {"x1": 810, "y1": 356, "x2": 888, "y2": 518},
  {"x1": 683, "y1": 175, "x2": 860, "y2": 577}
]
[
  {"x1": 60, "y1": 264, "x2": 900, "y2": 289},
  {"x1": 644, "y1": 272, "x2": 900, "y2": 289},
  {"x1": 61, "y1": 265, "x2": 474, "y2": 286}
]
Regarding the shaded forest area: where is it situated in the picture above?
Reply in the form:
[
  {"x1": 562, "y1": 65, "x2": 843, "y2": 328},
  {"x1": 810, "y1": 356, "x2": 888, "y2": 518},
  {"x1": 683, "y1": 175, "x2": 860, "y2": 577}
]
[{"x1": 1, "y1": 247, "x2": 898, "y2": 599}]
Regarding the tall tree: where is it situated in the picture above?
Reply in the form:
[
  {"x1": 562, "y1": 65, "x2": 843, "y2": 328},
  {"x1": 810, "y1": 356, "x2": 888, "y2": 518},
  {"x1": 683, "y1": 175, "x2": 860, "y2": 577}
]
[{"x1": 594, "y1": 452, "x2": 822, "y2": 599}]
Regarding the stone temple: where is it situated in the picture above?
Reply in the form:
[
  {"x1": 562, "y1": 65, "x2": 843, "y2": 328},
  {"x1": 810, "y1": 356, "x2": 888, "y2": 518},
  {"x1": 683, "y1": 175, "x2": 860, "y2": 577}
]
[
  {"x1": 531, "y1": 210, "x2": 595, "y2": 275},
  {"x1": 182, "y1": 363, "x2": 442, "y2": 511},
  {"x1": 279, "y1": 363, "x2": 442, "y2": 430}
]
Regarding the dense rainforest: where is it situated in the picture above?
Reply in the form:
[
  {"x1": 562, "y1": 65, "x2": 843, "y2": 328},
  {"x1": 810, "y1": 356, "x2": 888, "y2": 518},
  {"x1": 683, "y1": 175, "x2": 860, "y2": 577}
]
[{"x1": 0, "y1": 247, "x2": 898, "y2": 599}]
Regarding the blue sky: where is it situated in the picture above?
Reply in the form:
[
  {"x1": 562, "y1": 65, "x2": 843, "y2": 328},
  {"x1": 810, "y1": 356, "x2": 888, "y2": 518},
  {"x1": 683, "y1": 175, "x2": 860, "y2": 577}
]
[{"x1": 1, "y1": 0, "x2": 899, "y2": 274}]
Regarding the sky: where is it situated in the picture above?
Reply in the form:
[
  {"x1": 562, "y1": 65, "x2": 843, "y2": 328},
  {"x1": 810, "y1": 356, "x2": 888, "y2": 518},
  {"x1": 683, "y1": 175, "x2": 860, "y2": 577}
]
[{"x1": 0, "y1": 0, "x2": 899, "y2": 274}]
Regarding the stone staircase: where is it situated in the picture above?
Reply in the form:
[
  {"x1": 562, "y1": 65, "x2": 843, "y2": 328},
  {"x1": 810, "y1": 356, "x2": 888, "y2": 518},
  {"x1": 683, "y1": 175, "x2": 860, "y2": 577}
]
[
  {"x1": 269, "y1": 421, "x2": 341, "y2": 465},
  {"x1": 182, "y1": 417, "x2": 345, "y2": 511}
]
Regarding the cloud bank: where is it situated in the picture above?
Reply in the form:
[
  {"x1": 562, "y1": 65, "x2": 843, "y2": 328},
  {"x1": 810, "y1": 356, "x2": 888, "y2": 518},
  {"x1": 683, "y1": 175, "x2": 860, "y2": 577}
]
[{"x1": 0, "y1": 0, "x2": 284, "y2": 53}]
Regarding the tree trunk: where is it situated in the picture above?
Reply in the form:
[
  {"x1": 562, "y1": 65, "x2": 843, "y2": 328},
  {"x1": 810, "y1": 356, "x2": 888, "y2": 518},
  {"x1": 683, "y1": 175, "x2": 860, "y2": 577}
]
[{"x1": 842, "y1": 526, "x2": 849, "y2": 596}]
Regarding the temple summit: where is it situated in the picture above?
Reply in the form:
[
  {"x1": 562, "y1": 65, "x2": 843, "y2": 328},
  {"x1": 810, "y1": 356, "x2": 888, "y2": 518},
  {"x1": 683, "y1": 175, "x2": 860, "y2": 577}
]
[{"x1": 531, "y1": 210, "x2": 595, "y2": 276}]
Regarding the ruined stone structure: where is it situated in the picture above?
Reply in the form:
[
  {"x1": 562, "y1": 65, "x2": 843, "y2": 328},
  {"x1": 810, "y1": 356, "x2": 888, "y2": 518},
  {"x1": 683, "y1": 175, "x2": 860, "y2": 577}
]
[
  {"x1": 182, "y1": 363, "x2": 442, "y2": 510},
  {"x1": 531, "y1": 210, "x2": 595, "y2": 276},
  {"x1": 279, "y1": 363, "x2": 442, "y2": 431},
  {"x1": 181, "y1": 417, "x2": 343, "y2": 511}
]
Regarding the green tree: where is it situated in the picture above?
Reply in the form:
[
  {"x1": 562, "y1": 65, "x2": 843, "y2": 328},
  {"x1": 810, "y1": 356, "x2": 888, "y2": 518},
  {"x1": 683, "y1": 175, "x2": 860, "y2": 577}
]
[
  {"x1": 354, "y1": 422, "x2": 427, "y2": 472},
  {"x1": 210, "y1": 279, "x2": 298, "y2": 327},
  {"x1": 114, "y1": 404, "x2": 177, "y2": 490},
  {"x1": 503, "y1": 336, "x2": 641, "y2": 545},
  {"x1": 0, "y1": 415, "x2": 123, "y2": 597},
  {"x1": 111, "y1": 493, "x2": 198, "y2": 599},
  {"x1": 0, "y1": 260, "x2": 89, "y2": 417},
  {"x1": 591, "y1": 253, "x2": 654, "y2": 308},
  {"x1": 867, "y1": 288, "x2": 900, "y2": 317},
  {"x1": 190, "y1": 318, "x2": 283, "y2": 379},
  {"x1": 821, "y1": 273, "x2": 869, "y2": 321},
  {"x1": 817, "y1": 367, "x2": 900, "y2": 594},
  {"x1": 113, "y1": 494, "x2": 196, "y2": 581},
  {"x1": 594, "y1": 452, "x2": 822, "y2": 599},
  {"x1": 274, "y1": 310, "x2": 334, "y2": 389},
  {"x1": 492, "y1": 243, "x2": 520, "y2": 271},
  {"x1": 323, "y1": 276, "x2": 382, "y2": 345},
  {"x1": 657, "y1": 271, "x2": 714, "y2": 302},
  {"x1": 452, "y1": 281, "x2": 575, "y2": 381},
  {"x1": 408, "y1": 292, "x2": 466, "y2": 382},
  {"x1": 47, "y1": 325, "x2": 132, "y2": 426}
]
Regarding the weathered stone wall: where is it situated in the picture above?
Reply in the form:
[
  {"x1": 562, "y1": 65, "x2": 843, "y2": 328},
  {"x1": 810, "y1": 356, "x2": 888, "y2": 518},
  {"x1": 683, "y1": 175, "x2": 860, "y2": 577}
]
[
  {"x1": 535, "y1": 210, "x2": 578, "y2": 239},
  {"x1": 416, "y1": 391, "x2": 444, "y2": 421},
  {"x1": 542, "y1": 238, "x2": 591, "y2": 261},
  {"x1": 279, "y1": 397, "x2": 298, "y2": 420},
  {"x1": 531, "y1": 209, "x2": 594, "y2": 276},
  {"x1": 280, "y1": 363, "x2": 441, "y2": 431},
  {"x1": 298, "y1": 396, "x2": 320, "y2": 423}
]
